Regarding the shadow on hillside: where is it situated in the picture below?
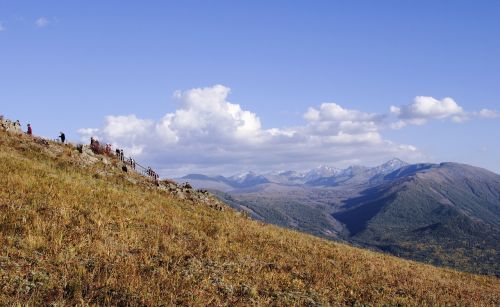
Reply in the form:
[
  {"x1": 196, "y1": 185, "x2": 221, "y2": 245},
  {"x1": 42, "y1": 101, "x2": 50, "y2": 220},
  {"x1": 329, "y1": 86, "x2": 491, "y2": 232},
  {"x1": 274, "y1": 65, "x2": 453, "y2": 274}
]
[{"x1": 332, "y1": 186, "x2": 396, "y2": 236}]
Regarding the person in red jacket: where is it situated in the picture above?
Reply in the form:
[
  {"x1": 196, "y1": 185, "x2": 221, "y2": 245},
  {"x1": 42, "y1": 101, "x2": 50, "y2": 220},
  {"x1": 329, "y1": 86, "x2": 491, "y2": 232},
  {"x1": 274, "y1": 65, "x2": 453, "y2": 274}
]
[{"x1": 27, "y1": 124, "x2": 32, "y2": 136}]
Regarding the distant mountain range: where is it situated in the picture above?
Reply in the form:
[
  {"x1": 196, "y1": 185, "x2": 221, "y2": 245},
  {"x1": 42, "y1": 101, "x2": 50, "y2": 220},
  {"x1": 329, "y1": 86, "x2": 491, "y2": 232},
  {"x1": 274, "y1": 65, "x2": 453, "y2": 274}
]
[
  {"x1": 180, "y1": 158, "x2": 409, "y2": 191},
  {"x1": 178, "y1": 159, "x2": 500, "y2": 276}
]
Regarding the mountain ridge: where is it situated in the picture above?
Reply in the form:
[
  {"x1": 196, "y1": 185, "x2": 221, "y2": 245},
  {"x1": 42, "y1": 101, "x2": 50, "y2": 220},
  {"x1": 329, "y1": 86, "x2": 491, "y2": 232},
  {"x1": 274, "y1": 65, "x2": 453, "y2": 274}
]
[
  {"x1": 190, "y1": 161, "x2": 500, "y2": 276},
  {"x1": 181, "y1": 158, "x2": 409, "y2": 190},
  {"x1": 333, "y1": 162, "x2": 500, "y2": 275}
]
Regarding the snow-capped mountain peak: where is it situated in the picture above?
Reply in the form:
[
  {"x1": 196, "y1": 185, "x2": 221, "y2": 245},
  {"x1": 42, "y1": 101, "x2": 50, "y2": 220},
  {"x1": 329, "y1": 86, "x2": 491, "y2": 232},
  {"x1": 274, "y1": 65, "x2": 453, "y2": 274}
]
[
  {"x1": 305, "y1": 165, "x2": 341, "y2": 180},
  {"x1": 180, "y1": 158, "x2": 410, "y2": 189},
  {"x1": 373, "y1": 158, "x2": 408, "y2": 174}
]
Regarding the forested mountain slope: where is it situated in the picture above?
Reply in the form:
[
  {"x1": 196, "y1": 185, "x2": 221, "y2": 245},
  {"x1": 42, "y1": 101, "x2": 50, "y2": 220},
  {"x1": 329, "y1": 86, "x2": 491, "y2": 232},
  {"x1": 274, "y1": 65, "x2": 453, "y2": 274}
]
[{"x1": 334, "y1": 163, "x2": 500, "y2": 276}]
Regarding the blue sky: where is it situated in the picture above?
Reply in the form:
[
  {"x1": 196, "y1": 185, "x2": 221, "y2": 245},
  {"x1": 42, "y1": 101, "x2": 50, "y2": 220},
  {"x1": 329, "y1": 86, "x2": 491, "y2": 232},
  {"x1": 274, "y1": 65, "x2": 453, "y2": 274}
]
[{"x1": 1, "y1": 1, "x2": 499, "y2": 175}]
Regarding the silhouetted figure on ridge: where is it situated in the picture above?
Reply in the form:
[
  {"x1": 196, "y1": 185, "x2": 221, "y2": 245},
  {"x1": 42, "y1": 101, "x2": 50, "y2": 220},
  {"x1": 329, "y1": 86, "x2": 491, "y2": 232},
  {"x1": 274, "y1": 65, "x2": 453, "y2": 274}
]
[
  {"x1": 27, "y1": 124, "x2": 32, "y2": 136},
  {"x1": 59, "y1": 132, "x2": 66, "y2": 143}
]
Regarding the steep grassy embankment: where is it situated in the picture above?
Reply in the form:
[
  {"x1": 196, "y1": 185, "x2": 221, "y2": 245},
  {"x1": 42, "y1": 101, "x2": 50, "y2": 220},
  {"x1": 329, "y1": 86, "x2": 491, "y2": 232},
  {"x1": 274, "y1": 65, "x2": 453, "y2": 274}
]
[{"x1": 0, "y1": 130, "x2": 499, "y2": 305}]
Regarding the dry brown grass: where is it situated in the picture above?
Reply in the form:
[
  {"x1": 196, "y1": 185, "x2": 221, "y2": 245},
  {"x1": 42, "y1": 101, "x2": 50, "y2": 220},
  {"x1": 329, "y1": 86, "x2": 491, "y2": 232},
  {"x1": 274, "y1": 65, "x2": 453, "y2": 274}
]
[{"x1": 0, "y1": 130, "x2": 499, "y2": 306}]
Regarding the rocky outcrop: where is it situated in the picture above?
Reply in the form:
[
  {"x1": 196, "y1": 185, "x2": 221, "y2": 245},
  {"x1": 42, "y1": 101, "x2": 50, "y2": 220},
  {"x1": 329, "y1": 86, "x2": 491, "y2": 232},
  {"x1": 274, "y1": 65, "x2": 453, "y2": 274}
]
[
  {"x1": 159, "y1": 181, "x2": 226, "y2": 211},
  {"x1": 0, "y1": 117, "x2": 23, "y2": 134}
]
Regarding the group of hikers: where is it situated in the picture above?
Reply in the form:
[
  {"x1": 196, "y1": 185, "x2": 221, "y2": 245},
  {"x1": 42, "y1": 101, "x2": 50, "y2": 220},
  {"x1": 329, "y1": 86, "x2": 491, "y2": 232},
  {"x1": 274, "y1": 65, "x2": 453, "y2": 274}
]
[
  {"x1": 93, "y1": 139, "x2": 159, "y2": 180},
  {"x1": 0, "y1": 118, "x2": 34, "y2": 137},
  {"x1": 88, "y1": 137, "x2": 158, "y2": 179},
  {"x1": 147, "y1": 167, "x2": 159, "y2": 180},
  {"x1": 1, "y1": 116, "x2": 160, "y2": 182},
  {"x1": 0, "y1": 119, "x2": 66, "y2": 144},
  {"x1": 114, "y1": 148, "x2": 138, "y2": 171}
]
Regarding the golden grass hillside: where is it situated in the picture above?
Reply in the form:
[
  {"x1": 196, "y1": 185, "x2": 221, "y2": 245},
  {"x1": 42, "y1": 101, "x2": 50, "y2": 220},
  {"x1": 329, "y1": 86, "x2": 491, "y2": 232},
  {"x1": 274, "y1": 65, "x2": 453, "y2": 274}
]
[{"x1": 0, "y1": 129, "x2": 499, "y2": 306}]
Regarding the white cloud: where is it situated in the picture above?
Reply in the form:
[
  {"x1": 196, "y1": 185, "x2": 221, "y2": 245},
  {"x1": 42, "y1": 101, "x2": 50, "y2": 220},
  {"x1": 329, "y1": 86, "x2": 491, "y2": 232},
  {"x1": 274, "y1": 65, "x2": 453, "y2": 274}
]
[
  {"x1": 305, "y1": 103, "x2": 382, "y2": 122},
  {"x1": 80, "y1": 116, "x2": 154, "y2": 154},
  {"x1": 301, "y1": 103, "x2": 385, "y2": 148},
  {"x1": 35, "y1": 17, "x2": 49, "y2": 28},
  {"x1": 390, "y1": 96, "x2": 496, "y2": 128},
  {"x1": 79, "y1": 85, "x2": 425, "y2": 175},
  {"x1": 391, "y1": 96, "x2": 464, "y2": 121},
  {"x1": 120, "y1": 144, "x2": 145, "y2": 157},
  {"x1": 398, "y1": 144, "x2": 417, "y2": 152},
  {"x1": 103, "y1": 115, "x2": 153, "y2": 140},
  {"x1": 154, "y1": 85, "x2": 264, "y2": 146},
  {"x1": 77, "y1": 128, "x2": 99, "y2": 142},
  {"x1": 477, "y1": 109, "x2": 498, "y2": 118}
]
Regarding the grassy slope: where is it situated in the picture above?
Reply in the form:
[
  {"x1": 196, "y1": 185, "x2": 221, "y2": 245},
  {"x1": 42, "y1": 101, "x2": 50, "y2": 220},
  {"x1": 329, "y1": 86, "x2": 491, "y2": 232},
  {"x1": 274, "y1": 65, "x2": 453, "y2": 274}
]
[{"x1": 0, "y1": 131, "x2": 499, "y2": 306}]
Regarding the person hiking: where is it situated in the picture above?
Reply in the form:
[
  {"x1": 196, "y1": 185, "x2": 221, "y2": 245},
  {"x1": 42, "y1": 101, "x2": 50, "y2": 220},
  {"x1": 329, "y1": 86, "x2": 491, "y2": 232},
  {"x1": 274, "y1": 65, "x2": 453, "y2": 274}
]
[
  {"x1": 115, "y1": 148, "x2": 120, "y2": 158},
  {"x1": 105, "y1": 144, "x2": 111, "y2": 155},
  {"x1": 59, "y1": 132, "x2": 66, "y2": 143},
  {"x1": 90, "y1": 139, "x2": 100, "y2": 154},
  {"x1": 120, "y1": 149, "x2": 124, "y2": 161},
  {"x1": 27, "y1": 124, "x2": 32, "y2": 136}
]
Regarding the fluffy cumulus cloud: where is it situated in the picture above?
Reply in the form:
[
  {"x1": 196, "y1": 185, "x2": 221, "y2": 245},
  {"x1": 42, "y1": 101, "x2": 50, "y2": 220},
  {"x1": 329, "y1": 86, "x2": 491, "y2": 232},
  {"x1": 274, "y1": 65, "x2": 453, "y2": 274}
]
[
  {"x1": 103, "y1": 115, "x2": 154, "y2": 141},
  {"x1": 303, "y1": 103, "x2": 383, "y2": 142},
  {"x1": 79, "y1": 85, "x2": 428, "y2": 175},
  {"x1": 156, "y1": 85, "x2": 263, "y2": 145},
  {"x1": 390, "y1": 96, "x2": 497, "y2": 128}
]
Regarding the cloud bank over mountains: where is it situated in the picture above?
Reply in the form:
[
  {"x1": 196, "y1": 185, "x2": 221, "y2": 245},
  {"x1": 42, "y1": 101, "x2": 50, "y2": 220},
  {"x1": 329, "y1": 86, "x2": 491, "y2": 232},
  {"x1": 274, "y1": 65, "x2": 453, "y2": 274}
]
[{"x1": 79, "y1": 85, "x2": 497, "y2": 175}]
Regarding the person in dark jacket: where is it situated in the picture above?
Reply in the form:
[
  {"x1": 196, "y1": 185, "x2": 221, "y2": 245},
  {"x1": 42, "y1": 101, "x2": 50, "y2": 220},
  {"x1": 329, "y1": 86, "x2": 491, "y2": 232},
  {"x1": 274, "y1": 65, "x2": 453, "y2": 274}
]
[
  {"x1": 27, "y1": 124, "x2": 32, "y2": 135},
  {"x1": 59, "y1": 132, "x2": 66, "y2": 143}
]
